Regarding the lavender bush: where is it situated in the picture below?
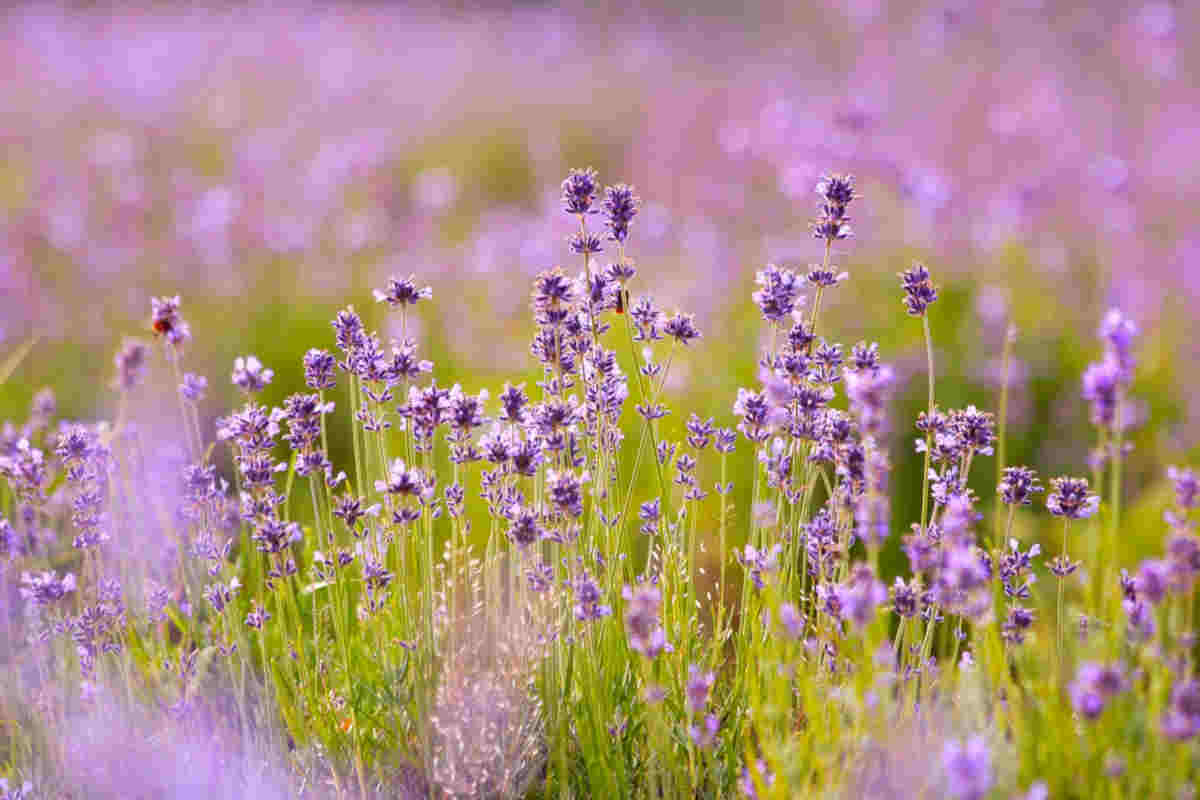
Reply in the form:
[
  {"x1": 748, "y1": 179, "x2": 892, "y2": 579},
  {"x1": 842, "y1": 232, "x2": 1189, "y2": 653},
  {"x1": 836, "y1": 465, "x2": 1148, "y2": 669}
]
[{"x1": 2, "y1": 169, "x2": 1198, "y2": 799}]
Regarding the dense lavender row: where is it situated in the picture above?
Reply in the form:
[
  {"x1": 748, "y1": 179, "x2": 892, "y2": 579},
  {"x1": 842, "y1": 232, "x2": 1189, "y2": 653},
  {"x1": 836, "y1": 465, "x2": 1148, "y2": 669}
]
[{"x1": 2, "y1": 169, "x2": 1198, "y2": 798}]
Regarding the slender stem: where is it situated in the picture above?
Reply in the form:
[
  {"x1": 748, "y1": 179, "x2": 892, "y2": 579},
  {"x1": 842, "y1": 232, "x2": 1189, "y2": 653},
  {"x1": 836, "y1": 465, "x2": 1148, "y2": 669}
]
[
  {"x1": 919, "y1": 314, "x2": 936, "y2": 535},
  {"x1": 995, "y1": 324, "x2": 1014, "y2": 544},
  {"x1": 1057, "y1": 517, "x2": 1070, "y2": 680}
]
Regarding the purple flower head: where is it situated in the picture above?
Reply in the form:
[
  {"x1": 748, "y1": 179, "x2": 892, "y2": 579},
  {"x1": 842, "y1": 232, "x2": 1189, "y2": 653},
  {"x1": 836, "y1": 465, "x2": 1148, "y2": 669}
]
[
  {"x1": 1046, "y1": 476, "x2": 1100, "y2": 519},
  {"x1": 899, "y1": 263, "x2": 938, "y2": 316},
  {"x1": 806, "y1": 267, "x2": 849, "y2": 288},
  {"x1": 1162, "y1": 678, "x2": 1200, "y2": 741},
  {"x1": 849, "y1": 341, "x2": 880, "y2": 373},
  {"x1": 607, "y1": 261, "x2": 637, "y2": 283},
  {"x1": 497, "y1": 382, "x2": 529, "y2": 424},
  {"x1": 737, "y1": 543, "x2": 781, "y2": 589},
  {"x1": 739, "y1": 759, "x2": 774, "y2": 799},
  {"x1": 812, "y1": 174, "x2": 855, "y2": 241},
  {"x1": 689, "y1": 714, "x2": 720, "y2": 750},
  {"x1": 602, "y1": 184, "x2": 639, "y2": 242},
  {"x1": 373, "y1": 274, "x2": 432, "y2": 308},
  {"x1": 1134, "y1": 558, "x2": 1171, "y2": 604},
  {"x1": 251, "y1": 518, "x2": 301, "y2": 555},
  {"x1": 1167, "y1": 466, "x2": 1198, "y2": 510},
  {"x1": 941, "y1": 736, "x2": 993, "y2": 800},
  {"x1": 245, "y1": 600, "x2": 271, "y2": 629},
  {"x1": 664, "y1": 311, "x2": 701, "y2": 345},
  {"x1": 1081, "y1": 356, "x2": 1122, "y2": 428},
  {"x1": 1070, "y1": 662, "x2": 1128, "y2": 720},
  {"x1": 19, "y1": 569, "x2": 76, "y2": 606},
  {"x1": 561, "y1": 168, "x2": 599, "y2": 215},
  {"x1": 1098, "y1": 307, "x2": 1138, "y2": 377},
  {"x1": 778, "y1": 602, "x2": 806, "y2": 638},
  {"x1": 0, "y1": 779, "x2": 34, "y2": 799},
  {"x1": 998, "y1": 466, "x2": 1043, "y2": 505},
  {"x1": 569, "y1": 232, "x2": 603, "y2": 255},
  {"x1": 1002, "y1": 606, "x2": 1035, "y2": 645},
  {"x1": 685, "y1": 665, "x2": 715, "y2": 714},
  {"x1": 503, "y1": 504, "x2": 543, "y2": 548},
  {"x1": 572, "y1": 572, "x2": 611, "y2": 621},
  {"x1": 638, "y1": 497, "x2": 661, "y2": 535},
  {"x1": 844, "y1": 364, "x2": 895, "y2": 437},
  {"x1": 303, "y1": 348, "x2": 337, "y2": 390},
  {"x1": 332, "y1": 308, "x2": 366, "y2": 354},
  {"x1": 179, "y1": 372, "x2": 208, "y2": 404},
  {"x1": 837, "y1": 564, "x2": 888, "y2": 628},
  {"x1": 55, "y1": 424, "x2": 97, "y2": 466},
  {"x1": 0, "y1": 517, "x2": 16, "y2": 562},
  {"x1": 891, "y1": 577, "x2": 922, "y2": 618},
  {"x1": 113, "y1": 338, "x2": 148, "y2": 391},
  {"x1": 734, "y1": 388, "x2": 775, "y2": 443},
  {"x1": 752, "y1": 264, "x2": 804, "y2": 323},
  {"x1": 1124, "y1": 597, "x2": 1156, "y2": 642},
  {"x1": 629, "y1": 294, "x2": 664, "y2": 341},
  {"x1": 622, "y1": 582, "x2": 667, "y2": 658},
  {"x1": 232, "y1": 355, "x2": 274, "y2": 394},
  {"x1": 150, "y1": 295, "x2": 191, "y2": 347}
]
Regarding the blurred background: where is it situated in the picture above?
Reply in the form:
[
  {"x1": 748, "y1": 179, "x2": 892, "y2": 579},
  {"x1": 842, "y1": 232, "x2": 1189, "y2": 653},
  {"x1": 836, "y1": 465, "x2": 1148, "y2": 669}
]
[{"x1": 2, "y1": 0, "x2": 1197, "y2": 554}]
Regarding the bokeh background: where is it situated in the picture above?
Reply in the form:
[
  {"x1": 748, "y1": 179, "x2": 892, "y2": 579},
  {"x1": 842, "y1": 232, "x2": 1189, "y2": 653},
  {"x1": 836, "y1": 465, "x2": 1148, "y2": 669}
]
[{"x1": 2, "y1": 0, "x2": 1198, "y2": 558}]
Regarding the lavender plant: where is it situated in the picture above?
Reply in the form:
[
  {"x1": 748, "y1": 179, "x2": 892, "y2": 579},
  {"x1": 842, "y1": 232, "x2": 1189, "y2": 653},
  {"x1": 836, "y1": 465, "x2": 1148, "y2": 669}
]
[{"x1": 1, "y1": 170, "x2": 1197, "y2": 800}]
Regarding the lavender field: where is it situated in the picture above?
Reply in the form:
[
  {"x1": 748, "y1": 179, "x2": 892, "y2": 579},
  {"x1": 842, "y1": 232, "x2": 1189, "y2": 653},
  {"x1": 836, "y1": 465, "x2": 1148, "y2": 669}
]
[{"x1": 2, "y1": 3, "x2": 1199, "y2": 798}]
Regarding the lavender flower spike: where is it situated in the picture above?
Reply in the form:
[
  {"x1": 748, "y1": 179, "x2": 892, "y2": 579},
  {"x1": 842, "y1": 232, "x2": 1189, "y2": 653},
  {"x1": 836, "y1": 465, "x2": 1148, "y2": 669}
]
[{"x1": 374, "y1": 274, "x2": 432, "y2": 308}]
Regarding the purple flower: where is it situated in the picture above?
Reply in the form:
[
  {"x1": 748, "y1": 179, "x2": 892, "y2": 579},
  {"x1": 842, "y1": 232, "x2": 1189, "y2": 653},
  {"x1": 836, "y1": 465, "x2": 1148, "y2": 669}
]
[
  {"x1": 231, "y1": 355, "x2": 274, "y2": 394},
  {"x1": 1168, "y1": 466, "x2": 1198, "y2": 510},
  {"x1": 373, "y1": 274, "x2": 432, "y2": 308},
  {"x1": 113, "y1": 338, "x2": 148, "y2": 390},
  {"x1": 752, "y1": 263, "x2": 804, "y2": 323},
  {"x1": 739, "y1": 759, "x2": 774, "y2": 798},
  {"x1": 1046, "y1": 476, "x2": 1100, "y2": 519},
  {"x1": 812, "y1": 174, "x2": 855, "y2": 241},
  {"x1": 561, "y1": 168, "x2": 599, "y2": 215},
  {"x1": 1161, "y1": 678, "x2": 1200, "y2": 741},
  {"x1": 151, "y1": 295, "x2": 191, "y2": 347},
  {"x1": 899, "y1": 263, "x2": 938, "y2": 316},
  {"x1": 689, "y1": 713, "x2": 720, "y2": 750},
  {"x1": 303, "y1": 348, "x2": 338, "y2": 390},
  {"x1": 1081, "y1": 356, "x2": 1122, "y2": 428},
  {"x1": 806, "y1": 267, "x2": 849, "y2": 287},
  {"x1": 622, "y1": 583, "x2": 667, "y2": 658},
  {"x1": 0, "y1": 778, "x2": 34, "y2": 799},
  {"x1": 844, "y1": 364, "x2": 895, "y2": 437},
  {"x1": 836, "y1": 564, "x2": 888, "y2": 628},
  {"x1": 503, "y1": 504, "x2": 543, "y2": 548},
  {"x1": 941, "y1": 736, "x2": 993, "y2": 800},
  {"x1": 602, "y1": 184, "x2": 639, "y2": 242},
  {"x1": 737, "y1": 543, "x2": 781, "y2": 589},
  {"x1": 663, "y1": 311, "x2": 701, "y2": 345},
  {"x1": 245, "y1": 600, "x2": 271, "y2": 630},
  {"x1": 1098, "y1": 307, "x2": 1138, "y2": 377},
  {"x1": 849, "y1": 341, "x2": 880, "y2": 373},
  {"x1": 1070, "y1": 662, "x2": 1128, "y2": 720},
  {"x1": 685, "y1": 665, "x2": 714, "y2": 714},
  {"x1": 1134, "y1": 558, "x2": 1171, "y2": 604},
  {"x1": 19, "y1": 570, "x2": 76, "y2": 607},
  {"x1": 891, "y1": 577, "x2": 922, "y2": 618},
  {"x1": 572, "y1": 572, "x2": 611, "y2": 621},
  {"x1": 997, "y1": 466, "x2": 1043, "y2": 505},
  {"x1": 778, "y1": 602, "x2": 806, "y2": 638},
  {"x1": 1002, "y1": 606, "x2": 1035, "y2": 645},
  {"x1": 180, "y1": 372, "x2": 208, "y2": 403}
]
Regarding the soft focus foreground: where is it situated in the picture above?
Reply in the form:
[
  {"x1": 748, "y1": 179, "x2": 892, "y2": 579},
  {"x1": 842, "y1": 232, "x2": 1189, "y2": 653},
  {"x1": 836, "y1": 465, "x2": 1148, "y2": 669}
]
[{"x1": 3, "y1": 4, "x2": 1200, "y2": 799}]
